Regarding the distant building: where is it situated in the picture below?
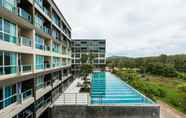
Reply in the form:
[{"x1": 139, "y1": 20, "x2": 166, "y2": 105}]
[{"x1": 72, "y1": 39, "x2": 106, "y2": 75}]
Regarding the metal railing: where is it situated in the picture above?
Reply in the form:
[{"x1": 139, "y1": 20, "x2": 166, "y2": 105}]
[{"x1": 57, "y1": 93, "x2": 90, "y2": 105}]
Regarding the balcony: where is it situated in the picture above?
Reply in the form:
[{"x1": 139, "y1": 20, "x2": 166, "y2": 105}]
[
  {"x1": 35, "y1": 80, "x2": 52, "y2": 100},
  {"x1": 36, "y1": 64, "x2": 44, "y2": 71},
  {"x1": 19, "y1": 89, "x2": 33, "y2": 103},
  {"x1": 0, "y1": 32, "x2": 17, "y2": 44},
  {"x1": 35, "y1": 97, "x2": 51, "y2": 118},
  {"x1": 19, "y1": 36, "x2": 32, "y2": 47},
  {"x1": 0, "y1": 93, "x2": 17, "y2": 110},
  {"x1": 44, "y1": 63, "x2": 51, "y2": 69},
  {"x1": 0, "y1": 0, "x2": 17, "y2": 13},
  {"x1": 20, "y1": 64, "x2": 32, "y2": 74},
  {"x1": 0, "y1": 65, "x2": 17, "y2": 76},
  {"x1": 44, "y1": 45, "x2": 50, "y2": 52},
  {"x1": 18, "y1": 8, "x2": 32, "y2": 23},
  {"x1": 52, "y1": 63, "x2": 63, "y2": 68},
  {"x1": 0, "y1": 89, "x2": 34, "y2": 118},
  {"x1": 43, "y1": 26, "x2": 51, "y2": 35}
]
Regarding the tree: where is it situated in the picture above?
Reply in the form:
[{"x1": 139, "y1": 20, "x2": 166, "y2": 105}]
[
  {"x1": 80, "y1": 54, "x2": 88, "y2": 64},
  {"x1": 88, "y1": 53, "x2": 96, "y2": 64}
]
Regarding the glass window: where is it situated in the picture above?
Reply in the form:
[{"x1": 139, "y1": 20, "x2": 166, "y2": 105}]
[
  {"x1": 36, "y1": 75, "x2": 44, "y2": 89},
  {"x1": 0, "y1": 51, "x2": 3, "y2": 75},
  {"x1": 0, "y1": 18, "x2": 2, "y2": 31},
  {"x1": 4, "y1": 20, "x2": 16, "y2": 35},
  {"x1": 35, "y1": 34, "x2": 44, "y2": 50},
  {"x1": 36, "y1": 55, "x2": 44, "y2": 70},
  {"x1": 4, "y1": 52, "x2": 17, "y2": 74}
]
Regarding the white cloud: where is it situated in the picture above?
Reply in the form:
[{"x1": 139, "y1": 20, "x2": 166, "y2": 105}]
[{"x1": 55, "y1": 0, "x2": 186, "y2": 57}]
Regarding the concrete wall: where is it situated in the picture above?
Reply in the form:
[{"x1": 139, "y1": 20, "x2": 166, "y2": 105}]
[{"x1": 51, "y1": 105, "x2": 160, "y2": 118}]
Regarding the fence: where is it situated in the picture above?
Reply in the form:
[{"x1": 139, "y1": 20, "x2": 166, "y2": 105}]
[{"x1": 55, "y1": 93, "x2": 90, "y2": 105}]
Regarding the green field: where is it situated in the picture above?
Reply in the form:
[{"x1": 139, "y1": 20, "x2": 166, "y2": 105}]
[{"x1": 113, "y1": 69, "x2": 186, "y2": 114}]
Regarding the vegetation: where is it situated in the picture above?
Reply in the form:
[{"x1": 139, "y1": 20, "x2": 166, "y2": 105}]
[
  {"x1": 107, "y1": 54, "x2": 186, "y2": 78},
  {"x1": 80, "y1": 54, "x2": 94, "y2": 92},
  {"x1": 113, "y1": 69, "x2": 186, "y2": 113}
]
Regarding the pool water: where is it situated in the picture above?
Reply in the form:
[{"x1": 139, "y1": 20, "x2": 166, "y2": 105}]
[{"x1": 91, "y1": 72, "x2": 154, "y2": 105}]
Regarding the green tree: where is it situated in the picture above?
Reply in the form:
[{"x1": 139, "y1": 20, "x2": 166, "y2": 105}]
[{"x1": 81, "y1": 54, "x2": 88, "y2": 64}]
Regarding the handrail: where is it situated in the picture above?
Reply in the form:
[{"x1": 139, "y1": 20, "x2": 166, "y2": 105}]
[{"x1": 59, "y1": 93, "x2": 90, "y2": 105}]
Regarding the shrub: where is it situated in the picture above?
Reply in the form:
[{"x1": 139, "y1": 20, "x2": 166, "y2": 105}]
[
  {"x1": 177, "y1": 72, "x2": 186, "y2": 80},
  {"x1": 177, "y1": 83, "x2": 186, "y2": 92}
]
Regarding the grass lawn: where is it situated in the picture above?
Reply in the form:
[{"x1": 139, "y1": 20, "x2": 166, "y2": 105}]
[
  {"x1": 143, "y1": 75, "x2": 186, "y2": 113},
  {"x1": 113, "y1": 70, "x2": 186, "y2": 114}
]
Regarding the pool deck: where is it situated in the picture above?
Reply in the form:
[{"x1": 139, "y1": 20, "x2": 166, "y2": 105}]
[
  {"x1": 54, "y1": 78, "x2": 90, "y2": 105},
  {"x1": 64, "y1": 78, "x2": 84, "y2": 93}
]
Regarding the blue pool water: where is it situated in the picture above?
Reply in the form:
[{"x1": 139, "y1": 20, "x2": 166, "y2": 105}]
[{"x1": 91, "y1": 72, "x2": 154, "y2": 105}]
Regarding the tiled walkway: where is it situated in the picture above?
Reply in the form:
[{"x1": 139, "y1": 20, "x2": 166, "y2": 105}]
[{"x1": 160, "y1": 101, "x2": 186, "y2": 118}]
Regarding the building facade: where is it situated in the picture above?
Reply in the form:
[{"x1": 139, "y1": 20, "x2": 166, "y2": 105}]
[
  {"x1": 72, "y1": 39, "x2": 106, "y2": 76},
  {"x1": 0, "y1": 0, "x2": 73, "y2": 118}
]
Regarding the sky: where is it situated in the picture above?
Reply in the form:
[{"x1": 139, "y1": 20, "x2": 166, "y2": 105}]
[{"x1": 54, "y1": 0, "x2": 186, "y2": 57}]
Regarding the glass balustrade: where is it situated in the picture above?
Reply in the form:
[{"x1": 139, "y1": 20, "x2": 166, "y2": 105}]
[
  {"x1": 0, "y1": 93, "x2": 17, "y2": 110},
  {"x1": 18, "y1": 8, "x2": 32, "y2": 23},
  {"x1": 0, "y1": 0, "x2": 17, "y2": 13},
  {"x1": 20, "y1": 64, "x2": 32, "y2": 73},
  {"x1": 19, "y1": 36, "x2": 32, "y2": 47}
]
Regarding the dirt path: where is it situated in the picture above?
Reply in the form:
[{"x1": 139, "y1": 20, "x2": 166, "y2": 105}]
[{"x1": 159, "y1": 101, "x2": 186, "y2": 118}]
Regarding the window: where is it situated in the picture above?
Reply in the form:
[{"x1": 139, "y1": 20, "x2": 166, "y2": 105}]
[
  {"x1": 36, "y1": 75, "x2": 44, "y2": 90},
  {"x1": 0, "y1": 18, "x2": 2, "y2": 31},
  {"x1": 0, "y1": 51, "x2": 3, "y2": 75},
  {"x1": 36, "y1": 55, "x2": 44, "y2": 70},
  {"x1": 4, "y1": 52, "x2": 16, "y2": 75},
  {"x1": 35, "y1": 34, "x2": 44, "y2": 50},
  {"x1": 52, "y1": 42, "x2": 61, "y2": 53},
  {"x1": 0, "y1": 51, "x2": 17, "y2": 75},
  {"x1": 0, "y1": 18, "x2": 16, "y2": 44},
  {"x1": 53, "y1": 57, "x2": 60, "y2": 67},
  {"x1": 3, "y1": 84, "x2": 16, "y2": 108}
]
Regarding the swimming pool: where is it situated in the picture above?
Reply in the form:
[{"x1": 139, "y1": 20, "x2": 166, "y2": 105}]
[{"x1": 91, "y1": 72, "x2": 154, "y2": 105}]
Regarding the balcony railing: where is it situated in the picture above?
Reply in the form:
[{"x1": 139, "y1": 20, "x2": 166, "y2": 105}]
[
  {"x1": 20, "y1": 89, "x2": 33, "y2": 102},
  {"x1": 36, "y1": 80, "x2": 51, "y2": 90},
  {"x1": 44, "y1": 63, "x2": 51, "y2": 69},
  {"x1": 35, "y1": 97, "x2": 51, "y2": 111},
  {"x1": 0, "y1": 65, "x2": 17, "y2": 75},
  {"x1": 36, "y1": 64, "x2": 44, "y2": 70},
  {"x1": 44, "y1": 45, "x2": 50, "y2": 51},
  {"x1": 0, "y1": 32, "x2": 17, "y2": 44},
  {"x1": 20, "y1": 64, "x2": 32, "y2": 73},
  {"x1": 0, "y1": 93, "x2": 17, "y2": 110},
  {"x1": 43, "y1": 26, "x2": 51, "y2": 35},
  {"x1": 18, "y1": 8, "x2": 32, "y2": 23},
  {"x1": 19, "y1": 36, "x2": 32, "y2": 47},
  {"x1": 35, "y1": 2, "x2": 50, "y2": 18},
  {"x1": 52, "y1": 63, "x2": 63, "y2": 68},
  {"x1": 0, "y1": 0, "x2": 17, "y2": 13}
]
